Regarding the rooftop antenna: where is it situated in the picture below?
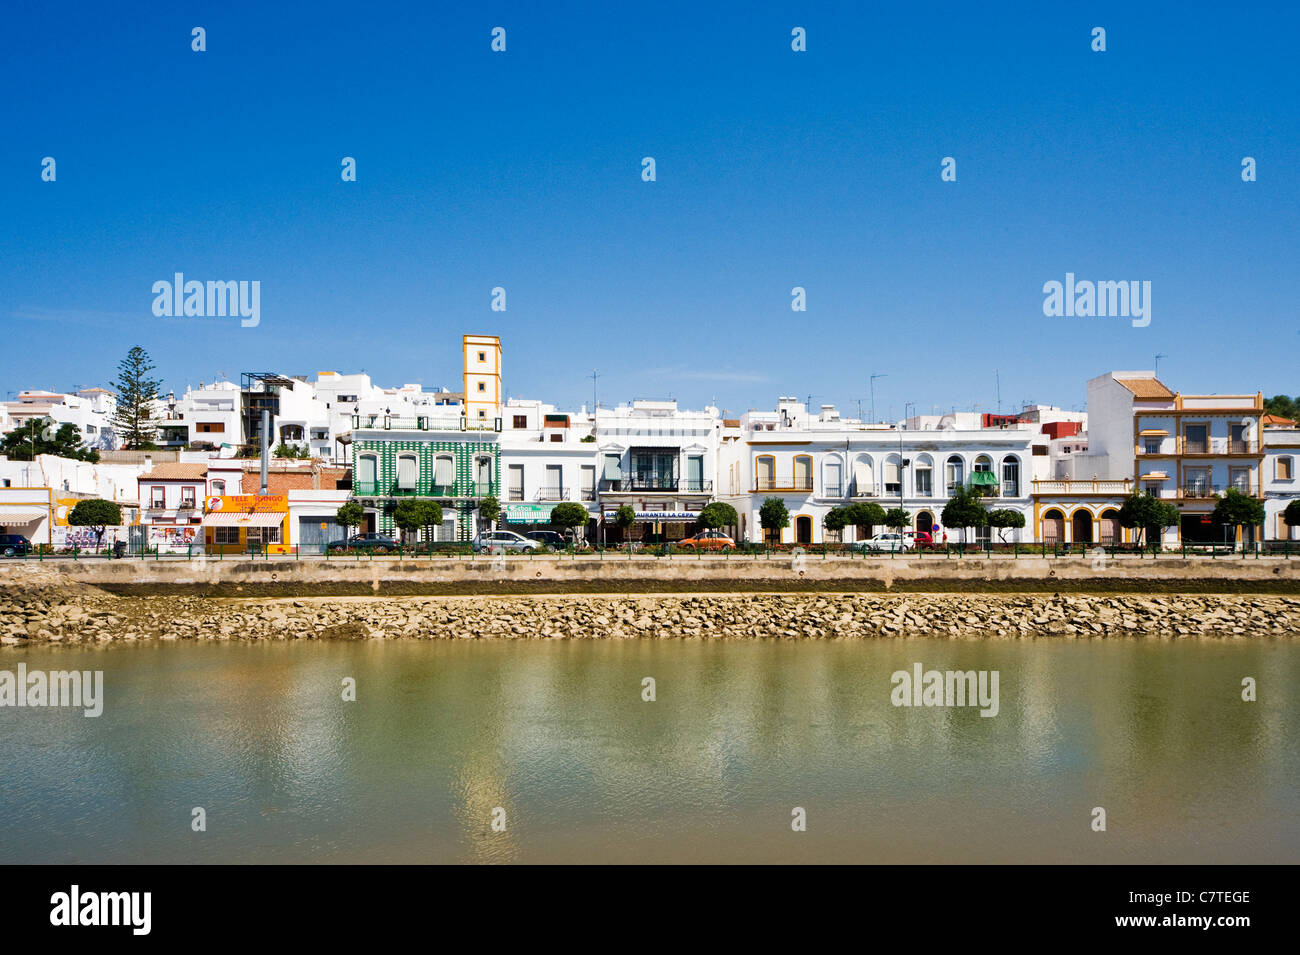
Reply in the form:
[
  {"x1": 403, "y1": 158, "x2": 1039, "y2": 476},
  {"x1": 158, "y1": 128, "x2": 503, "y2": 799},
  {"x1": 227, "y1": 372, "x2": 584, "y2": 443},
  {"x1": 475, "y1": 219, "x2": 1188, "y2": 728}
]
[
  {"x1": 589, "y1": 368, "x2": 601, "y2": 410},
  {"x1": 995, "y1": 369, "x2": 1001, "y2": 415},
  {"x1": 1153, "y1": 353, "x2": 1167, "y2": 377},
  {"x1": 869, "y1": 373, "x2": 888, "y2": 423}
]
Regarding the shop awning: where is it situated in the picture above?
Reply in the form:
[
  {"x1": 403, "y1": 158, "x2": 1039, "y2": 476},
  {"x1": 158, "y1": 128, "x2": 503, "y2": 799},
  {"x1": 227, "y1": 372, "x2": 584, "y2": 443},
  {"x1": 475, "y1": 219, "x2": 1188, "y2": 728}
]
[
  {"x1": 505, "y1": 503, "x2": 556, "y2": 523},
  {"x1": 1138, "y1": 472, "x2": 1169, "y2": 481},
  {"x1": 202, "y1": 511, "x2": 285, "y2": 527},
  {"x1": 969, "y1": 471, "x2": 999, "y2": 486},
  {"x1": 1138, "y1": 429, "x2": 1169, "y2": 436},
  {"x1": 0, "y1": 508, "x2": 44, "y2": 525}
]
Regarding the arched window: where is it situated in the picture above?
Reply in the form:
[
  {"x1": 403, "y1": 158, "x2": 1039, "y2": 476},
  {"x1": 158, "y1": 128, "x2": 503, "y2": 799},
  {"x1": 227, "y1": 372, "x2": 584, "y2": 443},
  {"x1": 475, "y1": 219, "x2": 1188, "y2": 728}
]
[
  {"x1": 756, "y1": 455, "x2": 775, "y2": 490},
  {"x1": 1099, "y1": 508, "x2": 1121, "y2": 544},
  {"x1": 475, "y1": 454, "x2": 493, "y2": 490},
  {"x1": 397, "y1": 453, "x2": 418, "y2": 491},
  {"x1": 945, "y1": 455, "x2": 964, "y2": 493},
  {"x1": 822, "y1": 458, "x2": 843, "y2": 497},
  {"x1": 1042, "y1": 508, "x2": 1065, "y2": 545},
  {"x1": 883, "y1": 454, "x2": 902, "y2": 496},
  {"x1": 793, "y1": 455, "x2": 813, "y2": 491},
  {"x1": 913, "y1": 455, "x2": 933, "y2": 497},
  {"x1": 852, "y1": 455, "x2": 874, "y2": 497},
  {"x1": 434, "y1": 453, "x2": 455, "y2": 488},
  {"x1": 358, "y1": 454, "x2": 377, "y2": 491},
  {"x1": 1001, "y1": 456, "x2": 1021, "y2": 497}
]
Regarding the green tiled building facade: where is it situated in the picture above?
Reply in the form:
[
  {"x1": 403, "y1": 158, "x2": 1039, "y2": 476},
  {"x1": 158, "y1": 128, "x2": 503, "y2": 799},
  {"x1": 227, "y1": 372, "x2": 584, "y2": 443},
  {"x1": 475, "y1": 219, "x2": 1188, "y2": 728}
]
[{"x1": 352, "y1": 438, "x2": 500, "y2": 541}]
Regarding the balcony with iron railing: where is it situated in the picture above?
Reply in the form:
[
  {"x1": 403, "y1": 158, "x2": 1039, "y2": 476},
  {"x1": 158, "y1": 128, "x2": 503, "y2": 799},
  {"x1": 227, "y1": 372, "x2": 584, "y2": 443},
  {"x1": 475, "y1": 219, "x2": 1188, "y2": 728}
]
[
  {"x1": 1177, "y1": 482, "x2": 1258, "y2": 499},
  {"x1": 754, "y1": 476, "x2": 813, "y2": 492},
  {"x1": 600, "y1": 477, "x2": 713, "y2": 493},
  {"x1": 537, "y1": 485, "x2": 567, "y2": 501},
  {"x1": 351, "y1": 414, "x2": 502, "y2": 433},
  {"x1": 1178, "y1": 436, "x2": 1259, "y2": 455}
]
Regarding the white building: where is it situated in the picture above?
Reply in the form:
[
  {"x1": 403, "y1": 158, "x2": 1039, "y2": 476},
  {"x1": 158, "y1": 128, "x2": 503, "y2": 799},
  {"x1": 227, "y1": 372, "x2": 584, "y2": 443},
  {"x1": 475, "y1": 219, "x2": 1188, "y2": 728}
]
[
  {"x1": 0, "y1": 453, "x2": 144, "y2": 548},
  {"x1": 720, "y1": 398, "x2": 1039, "y2": 545},
  {"x1": 498, "y1": 398, "x2": 599, "y2": 533},
  {"x1": 594, "y1": 399, "x2": 722, "y2": 543},
  {"x1": 1262, "y1": 414, "x2": 1299, "y2": 541},
  {"x1": 1, "y1": 389, "x2": 119, "y2": 450},
  {"x1": 137, "y1": 462, "x2": 211, "y2": 553},
  {"x1": 1060, "y1": 372, "x2": 1266, "y2": 544}
]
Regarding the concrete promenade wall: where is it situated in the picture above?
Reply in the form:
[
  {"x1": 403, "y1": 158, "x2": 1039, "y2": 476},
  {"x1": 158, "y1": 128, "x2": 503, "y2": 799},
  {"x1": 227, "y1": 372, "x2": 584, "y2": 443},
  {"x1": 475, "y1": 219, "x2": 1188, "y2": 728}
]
[{"x1": 1, "y1": 552, "x2": 1295, "y2": 591}]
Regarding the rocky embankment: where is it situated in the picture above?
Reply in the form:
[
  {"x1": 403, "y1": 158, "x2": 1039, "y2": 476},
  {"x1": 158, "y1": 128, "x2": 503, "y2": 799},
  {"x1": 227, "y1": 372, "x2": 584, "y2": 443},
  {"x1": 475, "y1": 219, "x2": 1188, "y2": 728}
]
[{"x1": 3, "y1": 584, "x2": 1300, "y2": 643}]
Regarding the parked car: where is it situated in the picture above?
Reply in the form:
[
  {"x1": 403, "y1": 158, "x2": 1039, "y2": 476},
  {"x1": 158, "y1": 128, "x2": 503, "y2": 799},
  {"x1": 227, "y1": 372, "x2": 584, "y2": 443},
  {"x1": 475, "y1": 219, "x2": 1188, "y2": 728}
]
[
  {"x1": 473, "y1": 530, "x2": 542, "y2": 553},
  {"x1": 327, "y1": 533, "x2": 400, "y2": 554},
  {"x1": 0, "y1": 534, "x2": 32, "y2": 557},
  {"x1": 851, "y1": 533, "x2": 913, "y2": 553},
  {"x1": 524, "y1": 530, "x2": 567, "y2": 548},
  {"x1": 906, "y1": 531, "x2": 935, "y2": 549},
  {"x1": 677, "y1": 529, "x2": 736, "y2": 551}
]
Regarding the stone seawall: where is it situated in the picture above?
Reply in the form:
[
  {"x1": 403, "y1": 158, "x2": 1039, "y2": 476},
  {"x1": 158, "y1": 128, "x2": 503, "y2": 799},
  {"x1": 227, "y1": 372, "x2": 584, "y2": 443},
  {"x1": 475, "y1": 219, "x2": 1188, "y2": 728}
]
[
  {"x1": 4, "y1": 582, "x2": 1298, "y2": 644},
  {"x1": 0, "y1": 553, "x2": 1296, "y2": 598}
]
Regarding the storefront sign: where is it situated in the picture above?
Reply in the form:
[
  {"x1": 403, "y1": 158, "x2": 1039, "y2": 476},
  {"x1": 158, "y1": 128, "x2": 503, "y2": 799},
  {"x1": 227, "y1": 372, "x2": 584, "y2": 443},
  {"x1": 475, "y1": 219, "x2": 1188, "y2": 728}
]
[
  {"x1": 505, "y1": 503, "x2": 557, "y2": 523},
  {"x1": 206, "y1": 494, "x2": 286, "y2": 512},
  {"x1": 604, "y1": 510, "x2": 699, "y2": 521}
]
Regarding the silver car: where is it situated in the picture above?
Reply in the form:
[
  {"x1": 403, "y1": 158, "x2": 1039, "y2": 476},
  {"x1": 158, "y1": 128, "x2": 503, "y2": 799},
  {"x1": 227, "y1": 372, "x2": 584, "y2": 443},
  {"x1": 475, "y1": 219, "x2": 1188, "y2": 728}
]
[
  {"x1": 850, "y1": 533, "x2": 913, "y2": 553},
  {"x1": 472, "y1": 530, "x2": 542, "y2": 553}
]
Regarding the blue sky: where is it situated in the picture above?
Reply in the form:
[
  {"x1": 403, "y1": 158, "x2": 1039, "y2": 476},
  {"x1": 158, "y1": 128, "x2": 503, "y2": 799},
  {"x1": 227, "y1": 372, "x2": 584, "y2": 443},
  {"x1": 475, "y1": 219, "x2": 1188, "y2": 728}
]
[{"x1": 2, "y1": 1, "x2": 1296, "y2": 420}]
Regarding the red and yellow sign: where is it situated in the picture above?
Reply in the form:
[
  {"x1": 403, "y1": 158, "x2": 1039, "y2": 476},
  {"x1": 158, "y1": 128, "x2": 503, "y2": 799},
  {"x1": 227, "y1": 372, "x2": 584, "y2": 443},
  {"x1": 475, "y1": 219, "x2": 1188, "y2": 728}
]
[{"x1": 202, "y1": 494, "x2": 290, "y2": 554}]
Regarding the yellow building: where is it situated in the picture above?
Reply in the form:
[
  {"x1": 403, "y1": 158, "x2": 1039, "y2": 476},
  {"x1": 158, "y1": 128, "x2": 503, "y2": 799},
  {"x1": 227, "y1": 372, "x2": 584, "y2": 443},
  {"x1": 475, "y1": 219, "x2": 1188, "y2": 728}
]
[
  {"x1": 462, "y1": 334, "x2": 502, "y2": 429},
  {"x1": 201, "y1": 494, "x2": 291, "y2": 554}
]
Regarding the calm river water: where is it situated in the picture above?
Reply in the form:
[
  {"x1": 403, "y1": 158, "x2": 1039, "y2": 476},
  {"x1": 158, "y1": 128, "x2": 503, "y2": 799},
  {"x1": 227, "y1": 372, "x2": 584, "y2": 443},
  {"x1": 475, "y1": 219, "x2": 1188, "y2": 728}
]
[{"x1": 1, "y1": 638, "x2": 1296, "y2": 863}]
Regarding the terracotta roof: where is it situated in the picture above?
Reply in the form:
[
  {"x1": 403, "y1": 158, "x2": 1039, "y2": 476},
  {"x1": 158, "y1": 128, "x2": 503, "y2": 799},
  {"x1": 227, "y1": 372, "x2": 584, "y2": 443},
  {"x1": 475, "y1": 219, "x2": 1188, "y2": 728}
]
[
  {"x1": 1263, "y1": 414, "x2": 1296, "y2": 427},
  {"x1": 1115, "y1": 377, "x2": 1174, "y2": 399},
  {"x1": 140, "y1": 463, "x2": 208, "y2": 481}
]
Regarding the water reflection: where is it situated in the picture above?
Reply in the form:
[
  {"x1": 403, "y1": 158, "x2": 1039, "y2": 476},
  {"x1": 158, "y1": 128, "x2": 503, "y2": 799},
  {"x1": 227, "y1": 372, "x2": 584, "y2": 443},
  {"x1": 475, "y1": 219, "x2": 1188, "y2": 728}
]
[{"x1": 0, "y1": 637, "x2": 1296, "y2": 863}]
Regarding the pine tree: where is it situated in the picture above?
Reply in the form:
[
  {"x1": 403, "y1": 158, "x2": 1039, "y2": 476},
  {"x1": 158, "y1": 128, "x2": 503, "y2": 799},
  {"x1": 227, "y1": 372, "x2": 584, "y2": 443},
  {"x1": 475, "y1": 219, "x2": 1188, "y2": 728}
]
[{"x1": 112, "y1": 346, "x2": 162, "y2": 450}]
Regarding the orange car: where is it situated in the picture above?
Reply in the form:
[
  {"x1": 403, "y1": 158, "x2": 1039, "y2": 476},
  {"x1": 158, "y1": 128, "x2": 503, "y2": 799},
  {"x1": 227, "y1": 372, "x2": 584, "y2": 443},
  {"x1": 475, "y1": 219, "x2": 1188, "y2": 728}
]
[{"x1": 677, "y1": 530, "x2": 736, "y2": 551}]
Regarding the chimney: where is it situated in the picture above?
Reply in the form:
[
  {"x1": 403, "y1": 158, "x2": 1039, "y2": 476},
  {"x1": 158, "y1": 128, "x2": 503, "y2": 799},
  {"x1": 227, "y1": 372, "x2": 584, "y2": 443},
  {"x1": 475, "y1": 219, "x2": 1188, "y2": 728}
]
[{"x1": 260, "y1": 409, "x2": 270, "y2": 494}]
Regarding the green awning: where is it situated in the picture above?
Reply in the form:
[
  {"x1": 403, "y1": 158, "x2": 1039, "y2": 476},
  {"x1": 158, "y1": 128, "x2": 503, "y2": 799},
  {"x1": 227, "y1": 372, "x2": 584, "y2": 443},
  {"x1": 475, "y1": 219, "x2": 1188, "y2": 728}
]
[
  {"x1": 505, "y1": 503, "x2": 556, "y2": 523},
  {"x1": 969, "y1": 471, "x2": 999, "y2": 486}
]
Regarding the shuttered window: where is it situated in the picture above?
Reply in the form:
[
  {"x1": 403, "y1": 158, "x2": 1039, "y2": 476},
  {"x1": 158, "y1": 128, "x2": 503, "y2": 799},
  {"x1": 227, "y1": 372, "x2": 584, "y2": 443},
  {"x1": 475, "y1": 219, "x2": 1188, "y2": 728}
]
[
  {"x1": 434, "y1": 454, "x2": 455, "y2": 486},
  {"x1": 397, "y1": 455, "x2": 417, "y2": 490},
  {"x1": 823, "y1": 461, "x2": 842, "y2": 496},
  {"x1": 603, "y1": 454, "x2": 622, "y2": 480},
  {"x1": 853, "y1": 458, "x2": 872, "y2": 494},
  {"x1": 358, "y1": 455, "x2": 376, "y2": 486}
]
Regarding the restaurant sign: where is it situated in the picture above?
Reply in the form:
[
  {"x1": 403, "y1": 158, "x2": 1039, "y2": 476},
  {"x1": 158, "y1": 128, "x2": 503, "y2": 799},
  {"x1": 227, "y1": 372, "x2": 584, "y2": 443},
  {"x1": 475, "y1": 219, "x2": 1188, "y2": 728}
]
[{"x1": 604, "y1": 510, "x2": 699, "y2": 521}]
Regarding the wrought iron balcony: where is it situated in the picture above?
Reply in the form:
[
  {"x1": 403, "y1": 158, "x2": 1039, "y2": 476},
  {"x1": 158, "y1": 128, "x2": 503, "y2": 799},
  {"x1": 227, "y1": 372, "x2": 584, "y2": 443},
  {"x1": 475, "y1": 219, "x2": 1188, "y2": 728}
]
[
  {"x1": 599, "y1": 477, "x2": 710, "y2": 492},
  {"x1": 351, "y1": 414, "x2": 502, "y2": 433},
  {"x1": 1179, "y1": 483, "x2": 1258, "y2": 499},
  {"x1": 754, "y1": 477, "x2": 813, "y2": 492}
]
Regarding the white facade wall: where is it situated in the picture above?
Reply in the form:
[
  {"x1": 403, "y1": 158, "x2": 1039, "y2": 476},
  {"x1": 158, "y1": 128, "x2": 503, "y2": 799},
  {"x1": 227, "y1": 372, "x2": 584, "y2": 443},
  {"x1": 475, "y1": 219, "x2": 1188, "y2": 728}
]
[
  {"x1": 721, "y1": 399, "x2": 1035, "y2": 544},
  {"x1": 1263, "y1": 424, "x2": 1300, "y2": 541},
  {"x1": 593, "y1": 400, "x2": 722, "y2": 537},
  {"x1": 1, "y1": 390, "x2": 118, "y2": 450}
]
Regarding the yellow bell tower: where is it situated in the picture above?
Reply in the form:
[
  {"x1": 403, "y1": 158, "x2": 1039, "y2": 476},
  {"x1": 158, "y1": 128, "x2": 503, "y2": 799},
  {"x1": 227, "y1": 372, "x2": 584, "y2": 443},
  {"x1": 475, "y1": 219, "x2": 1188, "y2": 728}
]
[{"x1": 462, "y1": 334, "x2": 501, "y2": 428}]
